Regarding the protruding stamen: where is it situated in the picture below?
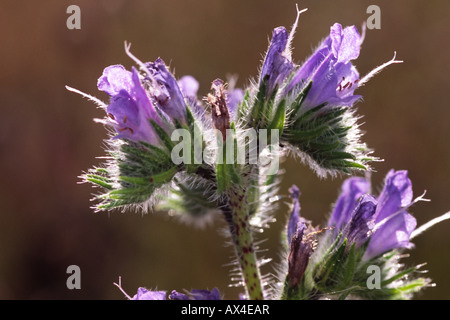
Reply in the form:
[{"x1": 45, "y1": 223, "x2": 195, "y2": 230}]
[
  {"x1": 124, "y1": 41, "x2": 154, "y2": 82},
  {"x1": 65, "y1": 85, "x2": 107, "y2": 108},
  {"x1": 113, "y1": 276, "x2": 133, "y2": 300},
  {"x1": 411, "y1": 211, "x2": 450, "y2": 240},
  {"x1": 359, "y1": 51, "x2": 403, "y2": 87},
  {"x1": 284, "y1": 5, "x2": 308, "y2": 59}
]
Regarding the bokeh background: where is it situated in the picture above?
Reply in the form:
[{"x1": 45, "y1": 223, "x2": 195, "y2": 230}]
[{"x1": 0, "y1": 0, "x2": 448, "y2": 299}]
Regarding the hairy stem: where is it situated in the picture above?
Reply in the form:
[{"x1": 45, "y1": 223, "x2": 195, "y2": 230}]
[{"x1": 223, "y1": 176, "x2": 264, "y2": 300}]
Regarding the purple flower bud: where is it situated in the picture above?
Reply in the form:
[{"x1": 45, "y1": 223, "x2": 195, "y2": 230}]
[
  {"x1": 287, "y1": 185, "x2": 302, "y2": 245},
  {"x1": 344, "y1": 194, "x2": 377, "y2": 248},
  {"x1": 328, "y1": 177, "x2": 370, "y2": 233},
  {"x1": 131, "y1": 287, "x2": 166, "y2": 300},
  {"x1": 178, "y1": 75, "x2": 208, "y2": 119},
  {"x1": 287, "y1": 220, "x2": 315, "y2": 288},
  {"x1": 168, "y1": 290, "x2": 189, "y2": 300},
  {"x1": 146, "y1": 58, "x2": 187, "y2": 124},
  {"x1": 260, "y1": 27, "x2": 295, "y2": 97},
  {"x1": 286, "y1": 23, "x2": 362, "y2": 111},
  {"x1": 178, "y1": 75, "x2": 199, "y2": 100}
]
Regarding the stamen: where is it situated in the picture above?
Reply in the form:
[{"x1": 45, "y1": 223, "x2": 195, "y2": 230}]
[
  {"x1": 411, "y1": 211, "x2": 450, "y2": 240},
  {"x1": 285, "y1": 5, "x2": 308, "y2": 58},
  {"x1": 113, "y1": 276, "x2": 132, "y2": 300},
  {"x1": 65, "y1": 85, "x2": 107, "y2": 108},
  {"x1": 373, "y1": 190, "x2": 430, "y2": 234},
  {"x1": 359, "y1": 52, "x2": 403, "y2": 87},
  {"x1": 124, "y1": 41, "x2": 154, "y2": 81},
  {"x1": 359, "y1": 22, "x2": 367, "y2": 45},
  {"x1": 118, "y1": 127, "x2": 134, "y2": 134}
]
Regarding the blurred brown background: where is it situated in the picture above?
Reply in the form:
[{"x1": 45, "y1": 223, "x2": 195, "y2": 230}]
[{"x1": 0, "y1": 0, "x2": 448, "y2": 299}]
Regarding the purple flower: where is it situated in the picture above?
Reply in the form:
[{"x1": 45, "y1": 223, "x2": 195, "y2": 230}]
[
  {"x1": 131, "y1": 287, "x2": 166, "y2": 300},
  {"x1": 169, "y1": 288, "x2": 221, "y2": 300},
  {"x1": 260, "y1": 27, "x2": 295, "y2": 98},
  {"x1": 365, "y1": 170, "x2": 416, "y2": 259},
  {"x1": 98, "y1": 65, "x2": 160, "y2": 143},
  {"x1": 328, "y1": 170, "x2": 418, "y2": 259},
  {"x1": 177, "y1": 75, "x2": 199, "y2": 101},
  {"x1": 97, "y1": 56, "x2": 189, "y2": 144},
  {"x1": 286, "y1": 23, "x2": 362, "y2": 111},
  {"x1": 285, "y1": 184, "x2": 316, "y2": 287}
]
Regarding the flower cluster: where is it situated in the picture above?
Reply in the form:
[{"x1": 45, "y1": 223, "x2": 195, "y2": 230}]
[
  {"x1": 281, "y1": 170, "x2": 432, "y2": 300},
  {"x1": 68, "y1": 6, "x2": 448, "y2": 300}
]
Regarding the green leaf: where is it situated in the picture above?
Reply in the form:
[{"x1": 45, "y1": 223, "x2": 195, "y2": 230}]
[
  {"x1": 290, "y1": 81, "x2": 313, "y2": 117},
  {"x1": 86, "y1": 177, "x2": 113, "y2": 190}
]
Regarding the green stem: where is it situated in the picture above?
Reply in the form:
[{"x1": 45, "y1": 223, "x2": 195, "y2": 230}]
[{"x1": 224, "y1": 181, "x2": 264, "y2": 300}]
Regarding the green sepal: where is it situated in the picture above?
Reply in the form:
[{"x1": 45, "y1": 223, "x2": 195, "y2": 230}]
[
  {"x1": 268, "y1": 99, "x2": 286, "y2": 136},
  {"x1": 215, "y1": 123, "x2": 241, "y2": 194},
  {"x1": 157, "y1": 175, "x2": 220, "y2": 220},
  {"x1": 150, "y1": 119, "x2": 175, "y2": 152},
  {"x1": 290, "y1": 81, "x2": 313, "y2": 117},
  {"x1": 251, "y1": 76, "x2": 268, "y2": 128}
]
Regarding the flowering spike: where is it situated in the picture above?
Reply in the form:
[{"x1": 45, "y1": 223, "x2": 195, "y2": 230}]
[{"x1": 71, "y1": 6, "x2": 448, "y2": 301}]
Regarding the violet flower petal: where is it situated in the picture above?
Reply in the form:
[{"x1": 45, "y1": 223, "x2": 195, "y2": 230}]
[
  {"x1": 374, "y1": 170, "x2": 413, "y2": 223},
  {"x1": 147, "y1": 58, "x2": 187, "y2": 124},
  {"x1": 328, "y1": 177, "x2": 370, "y2": 232},
  {"x1": 286, "y1": 23, "x2": 362, "y2": 111},
  {"x1": 132, "y1": 288, "x2": 166, "y2": 300},
  {"x1": 260, "y1": 27, "x2": 294, "y2": 97}
]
